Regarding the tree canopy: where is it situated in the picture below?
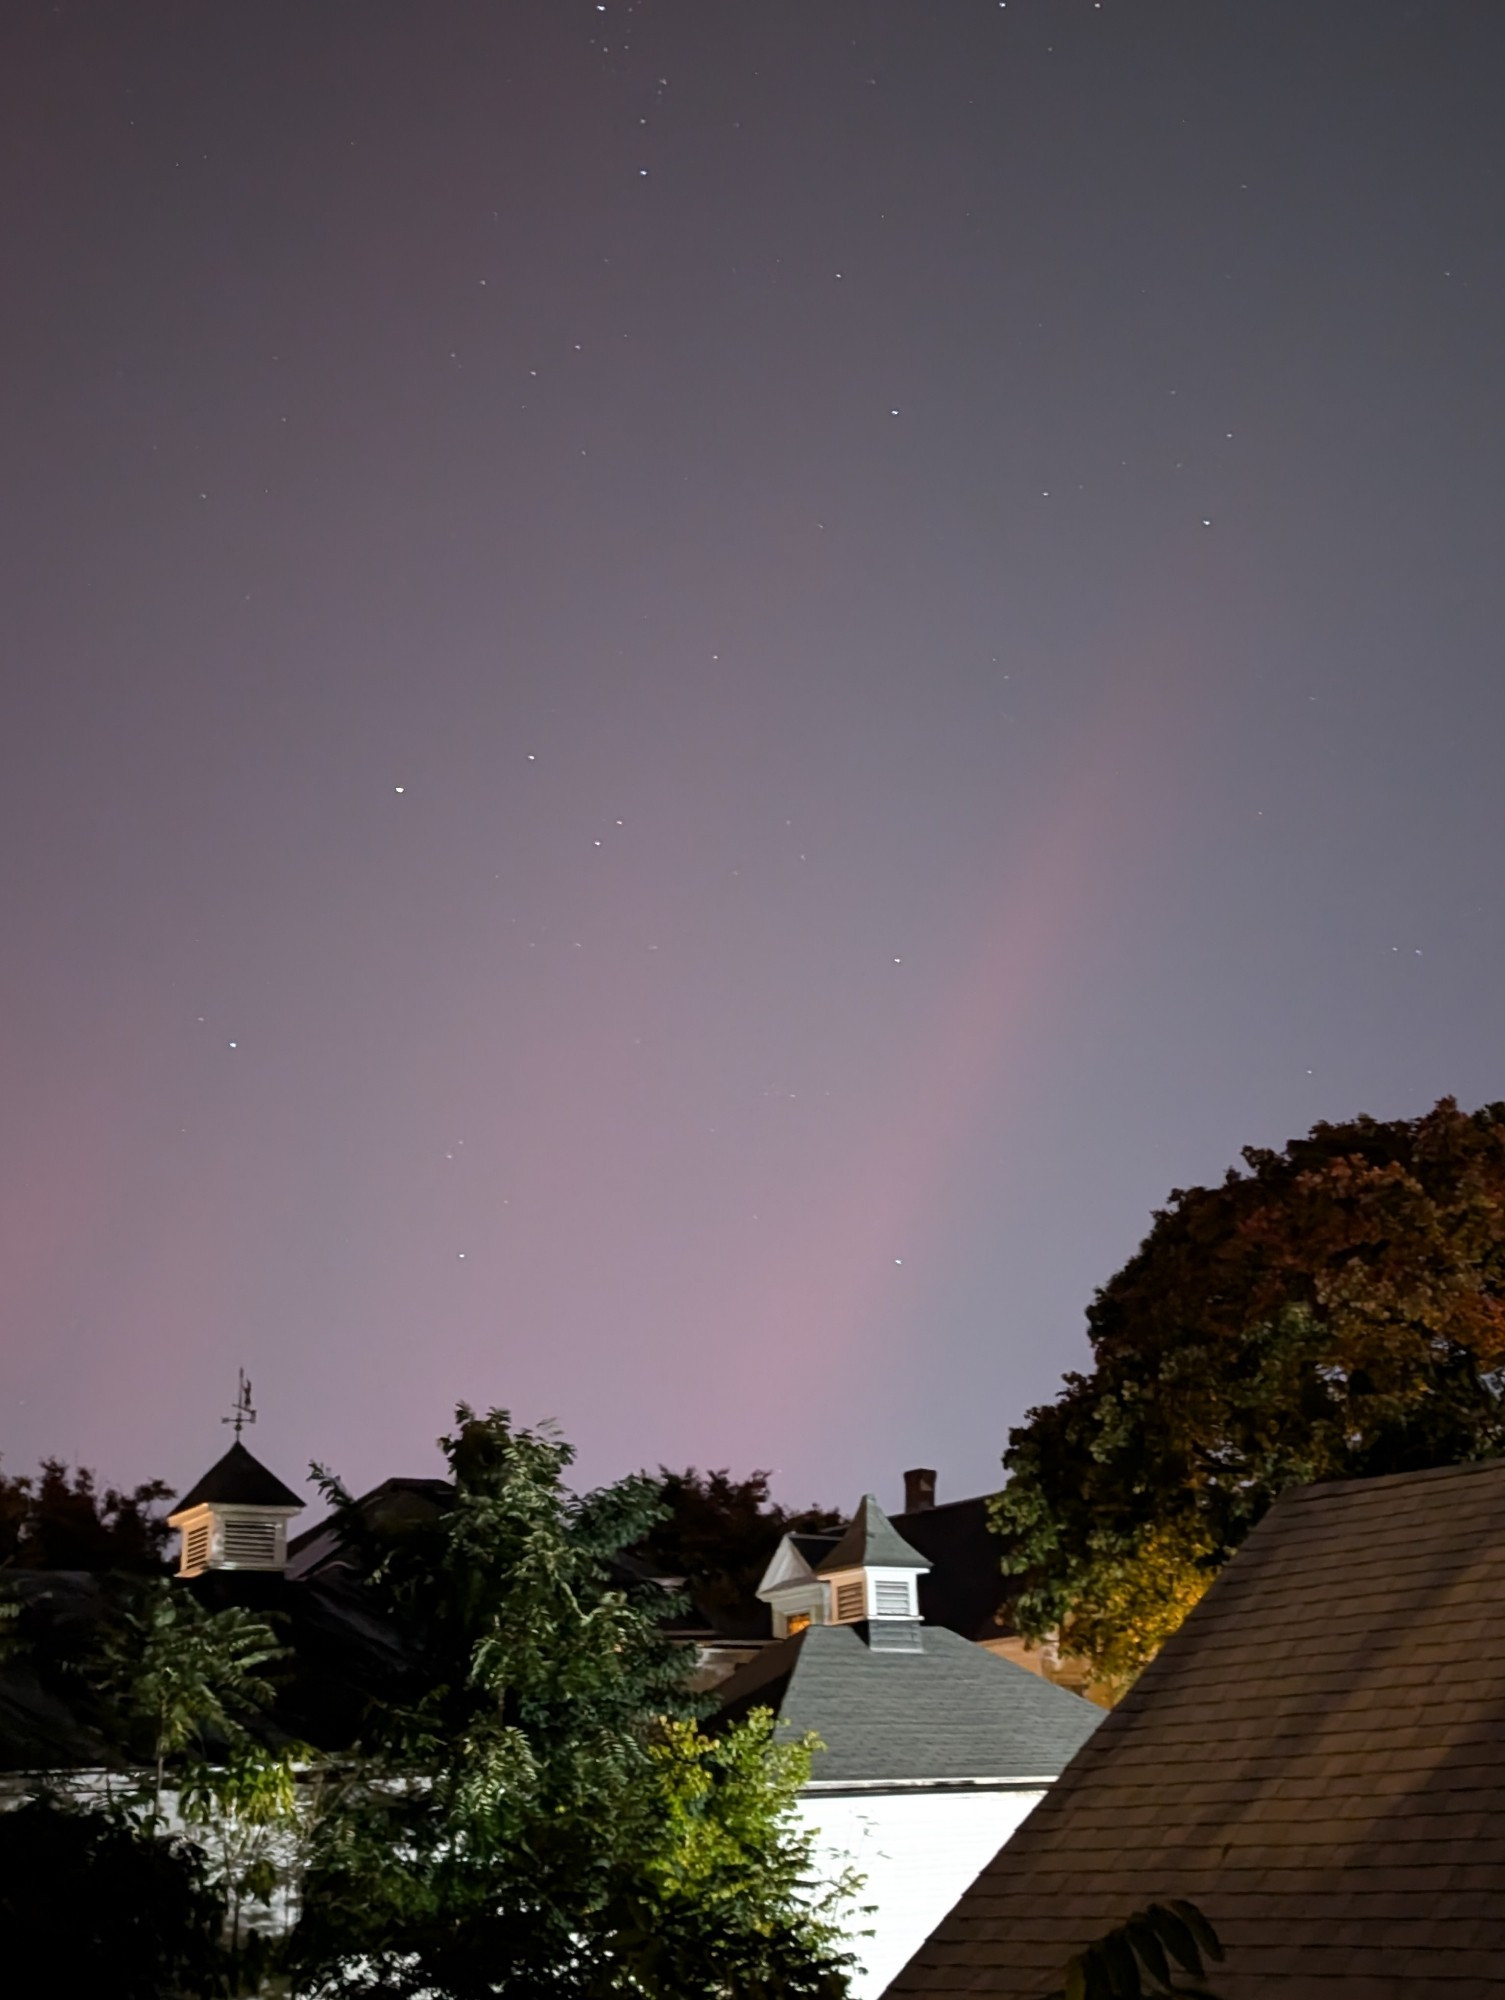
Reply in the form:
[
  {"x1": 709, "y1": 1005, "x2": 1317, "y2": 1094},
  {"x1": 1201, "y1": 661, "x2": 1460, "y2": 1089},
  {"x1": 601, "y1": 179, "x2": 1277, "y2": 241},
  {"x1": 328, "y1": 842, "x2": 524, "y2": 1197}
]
[
  {"x1": 635, "y1": 1467, "x2": 843, "y2": 1630},
  {"x1": 996, "y1": 1098, "x2": 1505, "y2": 1687},
  {"x1": 0, "y1": 1458, "x2": 173, "y2": 1571},
  {"x1": 95, "y1": 1581, "x2": 285, "y2": 1813},
  {"x1": 293, "y1": 1407, "x2": 855, "y2": 1998}
]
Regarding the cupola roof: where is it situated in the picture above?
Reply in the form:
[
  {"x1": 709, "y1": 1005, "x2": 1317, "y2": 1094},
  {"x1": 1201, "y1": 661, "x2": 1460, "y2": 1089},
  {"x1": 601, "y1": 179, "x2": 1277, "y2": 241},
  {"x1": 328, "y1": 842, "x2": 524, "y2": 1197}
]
[
  {"x1": 171, "y1": 1439, "x2": 303, "y2": 1515},
  {"x1": 816, "y1": 1494, "x2": 930, "y2": 1574}
]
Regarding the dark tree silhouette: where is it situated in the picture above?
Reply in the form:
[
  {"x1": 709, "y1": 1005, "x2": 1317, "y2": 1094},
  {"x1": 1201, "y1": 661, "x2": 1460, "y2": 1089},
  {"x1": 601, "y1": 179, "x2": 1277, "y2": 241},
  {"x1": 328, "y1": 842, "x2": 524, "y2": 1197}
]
[
  {"x1": 0, "y1": 1794, "x2": 226, "y2": 1999},
  {"x1": 635, "y1": 1466, "x2": 843, "y2": 1627},
  {"x1": 0, "y1": 1458, "x2": 174, "y2": 1572}
]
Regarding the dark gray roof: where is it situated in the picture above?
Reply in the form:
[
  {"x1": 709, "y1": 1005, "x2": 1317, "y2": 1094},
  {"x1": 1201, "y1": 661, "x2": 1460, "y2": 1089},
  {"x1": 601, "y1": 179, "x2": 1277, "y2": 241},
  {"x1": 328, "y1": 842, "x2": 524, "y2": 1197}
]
[
  {"x1": 892, "y1": 1493, "x2": 1013, "y2": 1643},
  {"x1": 717, "y1": 1621, "x2": 1101, "y2": 1785},
  {"x1": 173, "y1": 1440, "x2": 303, "y2": 1513},
  {"x1": 887, "y1": 1457, "x2": 1505, "y2": 1998},
  {"x1": 817, "y1": 1494, "x2": 931, "y2": 1575}
]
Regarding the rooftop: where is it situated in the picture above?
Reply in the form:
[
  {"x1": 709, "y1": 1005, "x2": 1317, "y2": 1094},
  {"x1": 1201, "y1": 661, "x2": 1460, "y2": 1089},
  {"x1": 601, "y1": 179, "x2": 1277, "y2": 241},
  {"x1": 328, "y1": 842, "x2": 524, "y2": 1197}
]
[
  {"x1": 716, "y1": 1620, "x2": 1100, "y2": 1787},
  {"x1": 171, "y1": 1440, "x2": 303, "y2": 1515},
  {"x1": 888, "y1": 1456, "x2": 1505, "y2": 1997},
  {"x1": 817, "y1": 1494, "x2": 932, "y2": 1575}
]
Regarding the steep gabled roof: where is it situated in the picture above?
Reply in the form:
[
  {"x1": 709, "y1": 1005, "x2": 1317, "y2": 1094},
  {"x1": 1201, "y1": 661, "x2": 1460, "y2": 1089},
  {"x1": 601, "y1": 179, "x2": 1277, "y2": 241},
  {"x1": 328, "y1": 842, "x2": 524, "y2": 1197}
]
[
  {"x1": 717, "y1": 1622, "x2": 1100, "y2": 1785},
  {"x1": 171, "y1": 1440, "x2": 303, "y2": 1514},
  {"x1": 816, "y1": 1494, "x2": 930, "y2": 1574},
  {"x1": 887, "y1": 1457, "x2": 1505, "y2": 1998}
]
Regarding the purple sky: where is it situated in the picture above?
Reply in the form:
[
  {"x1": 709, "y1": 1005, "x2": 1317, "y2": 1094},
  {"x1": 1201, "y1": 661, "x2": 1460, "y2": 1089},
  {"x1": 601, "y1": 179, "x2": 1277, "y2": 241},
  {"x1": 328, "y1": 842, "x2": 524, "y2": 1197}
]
[{"x1": 4, "y1": 1, "x2": 1505, "y2": 1521}]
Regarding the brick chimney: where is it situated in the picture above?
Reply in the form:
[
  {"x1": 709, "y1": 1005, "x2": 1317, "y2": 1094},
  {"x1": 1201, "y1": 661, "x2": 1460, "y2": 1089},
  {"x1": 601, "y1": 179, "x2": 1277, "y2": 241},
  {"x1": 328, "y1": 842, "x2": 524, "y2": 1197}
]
[{"x1": 903, "y1": 1467, "x2": 937, "y2": 1513}]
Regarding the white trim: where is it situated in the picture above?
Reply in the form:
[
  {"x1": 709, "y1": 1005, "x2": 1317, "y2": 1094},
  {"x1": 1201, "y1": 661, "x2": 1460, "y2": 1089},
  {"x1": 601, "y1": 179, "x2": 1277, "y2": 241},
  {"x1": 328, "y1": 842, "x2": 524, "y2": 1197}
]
[{"x1": 804, "y1": 1774, "x2": 1060, "y2": 1793}]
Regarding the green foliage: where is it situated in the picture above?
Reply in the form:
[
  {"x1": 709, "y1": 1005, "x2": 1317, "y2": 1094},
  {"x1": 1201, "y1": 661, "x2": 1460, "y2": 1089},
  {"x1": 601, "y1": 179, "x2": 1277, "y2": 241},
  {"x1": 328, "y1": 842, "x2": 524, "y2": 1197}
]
[
  {"x1": 182, "y1": 1741, "x2": 312, "y2": 1992},
  {"x1": 1042, "y1": 1901, "x2": 1224, "y2": 2000},
  {"x1": 293, "y1": 1406, "x2": 856, "y2": 1998},
  {"x1": 615, "y1": 1711, "x2": 858, "y2": 1999},
  {"x1": 0, "y1": 1456, "x2": 173, "y2": 1571},
  {"x1": 997, "y1": 1099, "x2": 1505, "y2": 1685},
  {"x1": 95, "y1": 1579, "x2": 284, "y2": 1811},
  {"x1": 635, "y1": 1467, "x2": 842, "y2": 1629},
  {"x1": 0, "y1": 1791, "x2": 227, "y2": 2000}
]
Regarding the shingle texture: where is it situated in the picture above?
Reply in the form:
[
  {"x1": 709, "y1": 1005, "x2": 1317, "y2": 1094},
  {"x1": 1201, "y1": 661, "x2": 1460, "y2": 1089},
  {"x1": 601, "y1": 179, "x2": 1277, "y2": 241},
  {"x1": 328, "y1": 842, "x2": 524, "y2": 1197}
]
[
  {"x1": 818, "y1": 1495, "x2": 933, "y2": 1575},
  {"x1": 717, "y1": 1621, "x2": 1101, "y2": 1786},
  {"x1": 885, "y1": 1456, "x2": 1505, "y2": 1998},
  {"x1": 173, "y1": 1440, "x2": 303, "y2": 1512}
]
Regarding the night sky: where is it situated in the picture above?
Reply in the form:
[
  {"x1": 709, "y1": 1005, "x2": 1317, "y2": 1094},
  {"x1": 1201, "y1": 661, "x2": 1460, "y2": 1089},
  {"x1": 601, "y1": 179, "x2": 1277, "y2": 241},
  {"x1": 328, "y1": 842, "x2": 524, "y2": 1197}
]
[{"x1": 4, "y1": 1, "x2": 1505, "y2": 1516}]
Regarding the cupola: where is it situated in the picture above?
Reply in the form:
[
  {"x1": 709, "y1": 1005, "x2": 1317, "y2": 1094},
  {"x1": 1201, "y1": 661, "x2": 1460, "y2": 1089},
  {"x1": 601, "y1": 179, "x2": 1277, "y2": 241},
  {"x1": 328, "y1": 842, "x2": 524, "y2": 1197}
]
[
  {"x1": 167, "y1": 1375, "x2": 303, "y2": 1578},
  {"x1": 817, "y1": 1493, "x2": 931, "y2": 1625}
]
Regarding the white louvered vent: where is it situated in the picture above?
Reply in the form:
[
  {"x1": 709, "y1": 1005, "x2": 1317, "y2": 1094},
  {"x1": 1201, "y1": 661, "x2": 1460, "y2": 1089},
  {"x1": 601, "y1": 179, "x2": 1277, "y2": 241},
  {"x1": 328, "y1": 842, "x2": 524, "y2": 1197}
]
[
  {"x1": 222, "y1": 1516, "x2": 279, "y2": 1566},
  {"x1": 834, "y1": 1578, "x2": 865, "y2": 1622},
  {"x1": 873, "y1": 1577, "x2": 914, "y2": 1619},
  {"x1": 184, "y1": 1521, "x2": 210, "y2": 1573}
]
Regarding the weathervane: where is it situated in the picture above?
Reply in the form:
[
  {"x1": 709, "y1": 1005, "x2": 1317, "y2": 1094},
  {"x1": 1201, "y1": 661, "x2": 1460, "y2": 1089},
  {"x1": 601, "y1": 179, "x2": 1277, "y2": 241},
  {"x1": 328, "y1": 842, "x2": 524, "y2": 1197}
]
[{"x1": 223, "y1": 1369, "x2": 257, "y2": 1439}]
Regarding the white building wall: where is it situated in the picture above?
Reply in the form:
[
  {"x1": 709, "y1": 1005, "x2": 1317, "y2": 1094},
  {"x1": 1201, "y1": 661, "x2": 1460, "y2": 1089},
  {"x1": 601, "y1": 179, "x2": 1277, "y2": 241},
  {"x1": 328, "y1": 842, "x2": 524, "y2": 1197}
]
[{"x1": 797, "y1": 1785, "x2": 1045, "y2": 2000}]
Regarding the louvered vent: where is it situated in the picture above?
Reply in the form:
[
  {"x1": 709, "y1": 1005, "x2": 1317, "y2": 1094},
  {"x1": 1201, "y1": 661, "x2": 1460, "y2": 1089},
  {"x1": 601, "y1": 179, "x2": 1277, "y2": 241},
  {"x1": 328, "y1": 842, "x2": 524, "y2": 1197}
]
[
  {"x1": 834, "y1": 1578, "x2": 865, "y2": 1622},
  {"x1": 868, "y1": 1619, "x2": 924, "y2": 1653},
  {"x1": 222, "y1": 1516, "x2": 279, "y2": 1566},
  {"x1": 184, "y1": 1522, "x2": 210, "y2": 1573},
  {"x1": 873, "y1": 1577, "x2": 914, "y2": 1619}
]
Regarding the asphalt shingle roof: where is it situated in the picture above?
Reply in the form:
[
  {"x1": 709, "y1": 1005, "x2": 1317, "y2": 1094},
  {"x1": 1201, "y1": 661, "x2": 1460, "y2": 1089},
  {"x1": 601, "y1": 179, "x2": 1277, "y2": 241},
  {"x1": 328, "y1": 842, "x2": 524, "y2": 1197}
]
[
  {"x1": 173, "y1": 1440, "x2": 303, "y2": 1513},
  {"x1": 817, "y1": 1495, "x2": 932, "y2": 1575},
  {"x1": 886, "y1": 1456, "x2": 1505, "y2": 1998},
  {"x1": 717, "y1": 1620, "x2": 1101, "y2": 1786}
]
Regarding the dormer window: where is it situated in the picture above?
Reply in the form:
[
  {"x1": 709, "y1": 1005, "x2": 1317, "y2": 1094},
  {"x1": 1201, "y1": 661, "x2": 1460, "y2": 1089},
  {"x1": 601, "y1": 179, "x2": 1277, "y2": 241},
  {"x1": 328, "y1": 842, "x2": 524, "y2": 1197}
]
[{"x1": 755, "y1": 1526, "x2": 843, "y2": 1637}]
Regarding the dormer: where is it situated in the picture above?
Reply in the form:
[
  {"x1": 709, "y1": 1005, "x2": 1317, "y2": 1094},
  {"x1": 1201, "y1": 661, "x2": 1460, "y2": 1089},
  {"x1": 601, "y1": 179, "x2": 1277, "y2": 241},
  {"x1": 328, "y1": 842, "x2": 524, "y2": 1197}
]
[
  {"x1": 167, "y1": 1440, "x2": 304, "y2": 1578},
  {"x1": 816, "y1": 1494, "x2": 930, "y2": 1629},
  {"x1": 756, "y1": 1529, "x2": 842, "y2": 1638}
]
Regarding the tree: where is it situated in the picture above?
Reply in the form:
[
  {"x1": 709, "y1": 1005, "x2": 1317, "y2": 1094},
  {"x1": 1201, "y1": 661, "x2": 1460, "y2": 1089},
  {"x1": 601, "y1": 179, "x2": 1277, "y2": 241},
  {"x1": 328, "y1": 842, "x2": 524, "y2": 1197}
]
[
  {"x1": 181, "y1": 1741, "x2": 313, "y2": 1993},
  {"x1": 292, "y1": 1407, "x2": 856, "y2": 1998},
  {"x1": 0, "y1": 1792, "x2": 226, "y2": 2000},
  {"x1": 0, "y1": 1457, "x2": 173, "y2": 1571},
  {"x1": 635, "y1": 1468, "x2": 843, "y2": 1630},
  {"x1": 996, "y1": 1099, "x2": 1505, "y2": 1687},
  {"x1": 96, "y1": 1579, "x2": 284, "y2": 1816}
]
